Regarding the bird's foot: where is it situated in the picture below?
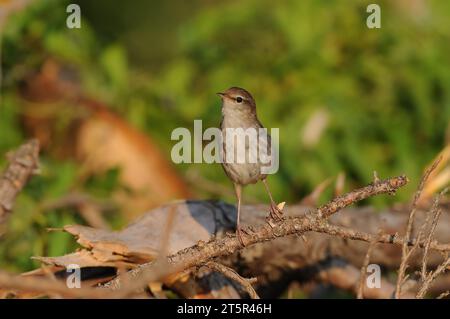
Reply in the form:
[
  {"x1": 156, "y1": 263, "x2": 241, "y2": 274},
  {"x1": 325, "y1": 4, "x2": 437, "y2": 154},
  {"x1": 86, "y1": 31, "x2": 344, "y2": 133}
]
[
  {"x1": 236, "y1": 227, "x2": 247, "y2": 246},
  {"x1": 269, "y1": 202, "x2": 284, "y2": 221}
]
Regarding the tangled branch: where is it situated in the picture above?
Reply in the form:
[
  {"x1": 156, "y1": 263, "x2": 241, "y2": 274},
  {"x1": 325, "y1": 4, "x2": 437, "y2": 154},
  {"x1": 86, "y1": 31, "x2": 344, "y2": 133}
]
[{"x1": 103, "y1": 175, "x2": 411, "y2": 295}]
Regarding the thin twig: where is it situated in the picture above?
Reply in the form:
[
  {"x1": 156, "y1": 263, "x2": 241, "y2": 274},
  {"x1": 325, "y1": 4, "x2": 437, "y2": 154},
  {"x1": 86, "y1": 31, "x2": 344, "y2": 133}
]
[
  {"x1": 317, "y1": 175, "x2": 408, "y2": 219},
  {"x1": 417, "y1": 257, "x2": 450, "y2": 298},
  {"x1": 395, "y1": 157, "x2": 442, "y2": 298},
  {"x1": 421, "y1": 189, "x2": 447, "y2": 281},
  {"x1": 437, "y1": 291, "x2": 450, "y2": 299},
  {"x1": 312, "y1": 223, "x2": 450, "y2": 252},
  {"x1": 204, "y1": 261, "x2": 259, "y2": 299},
  {"x1": 357, "y1": 231, "x2": 381, "y2": 299}
]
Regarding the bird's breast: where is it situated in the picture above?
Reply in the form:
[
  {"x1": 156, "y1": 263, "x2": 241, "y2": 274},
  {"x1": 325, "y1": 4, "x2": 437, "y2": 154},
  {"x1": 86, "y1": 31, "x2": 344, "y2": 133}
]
[{"x1": 220, "y1": 115, "x2": 270, "y2": 186}]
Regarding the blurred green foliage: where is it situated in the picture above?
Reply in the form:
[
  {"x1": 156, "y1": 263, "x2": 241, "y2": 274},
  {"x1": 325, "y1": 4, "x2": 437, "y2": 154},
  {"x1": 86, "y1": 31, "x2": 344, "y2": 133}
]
[{"x1": 0, "y1": 0, "x2": 449, "y2": 272}]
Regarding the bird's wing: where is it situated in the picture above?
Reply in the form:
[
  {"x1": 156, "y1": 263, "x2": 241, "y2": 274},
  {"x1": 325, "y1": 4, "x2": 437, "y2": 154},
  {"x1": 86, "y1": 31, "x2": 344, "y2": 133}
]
[{"x1": 255, "y1": 118, "x2": 272, "y2": 153}]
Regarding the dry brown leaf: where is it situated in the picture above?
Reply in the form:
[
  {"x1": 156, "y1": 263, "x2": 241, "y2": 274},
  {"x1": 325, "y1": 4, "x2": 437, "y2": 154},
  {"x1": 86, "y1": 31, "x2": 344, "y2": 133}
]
[
  {"x1": 34, "y1": 201, "x2": 228, "y2": 269},
  {"x1": 29, "y1": 201, "x2": 240, "y2": 298}
]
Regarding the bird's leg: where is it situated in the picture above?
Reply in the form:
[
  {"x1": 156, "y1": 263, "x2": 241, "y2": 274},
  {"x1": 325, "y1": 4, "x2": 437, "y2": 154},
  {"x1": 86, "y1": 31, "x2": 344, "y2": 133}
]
[
  {"x1": 262, "y1": 179, "x2": 284, "y2": 221},
  {"x1": 234, "y1": 183, "x2": 246, "y2": 246}
]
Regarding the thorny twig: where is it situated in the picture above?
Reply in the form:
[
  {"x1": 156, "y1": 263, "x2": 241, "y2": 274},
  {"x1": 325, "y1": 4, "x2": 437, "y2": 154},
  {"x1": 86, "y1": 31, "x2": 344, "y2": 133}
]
[
  {"x1": 1, "y1": 170, "x2": 449, "y2": 299},
  {"x1": 421, "y1": 188, "x2": 448, "y2": 282},
  {"x1": 103, "y1": 175, "x2": 410, "y2": 295},
  {"x1": 415, "y1": 189, "x2": 449, "y2": 299},
  {"x1": 395, "y1": 157, "x2": 442, "y2": 298},
  {"x1": 417, "y1": 256, "x2": 450, "y2": 298}
]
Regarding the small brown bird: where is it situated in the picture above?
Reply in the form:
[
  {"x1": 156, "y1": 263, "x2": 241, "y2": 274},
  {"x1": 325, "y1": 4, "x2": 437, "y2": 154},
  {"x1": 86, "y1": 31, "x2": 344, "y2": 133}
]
[{"x1": 217, "y1": 87, "x2": 283, "y2": 245}]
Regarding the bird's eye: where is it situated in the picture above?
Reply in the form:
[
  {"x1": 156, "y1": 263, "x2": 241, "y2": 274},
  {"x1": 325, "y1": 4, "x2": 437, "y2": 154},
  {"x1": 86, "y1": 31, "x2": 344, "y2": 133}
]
[{"x1": 236, "y1": 96, "x2": 243, "y2": 103}]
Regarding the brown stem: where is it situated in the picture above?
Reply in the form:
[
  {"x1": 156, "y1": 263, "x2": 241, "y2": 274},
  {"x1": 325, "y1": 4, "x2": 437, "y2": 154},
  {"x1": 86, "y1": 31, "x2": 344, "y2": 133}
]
[{"x1": 0, "y1": 139, "x2": 40, "y2": 235}]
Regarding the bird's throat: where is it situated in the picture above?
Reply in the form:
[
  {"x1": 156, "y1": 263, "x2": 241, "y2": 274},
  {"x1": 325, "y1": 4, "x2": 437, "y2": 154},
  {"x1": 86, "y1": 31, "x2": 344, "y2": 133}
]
[{"x1": 221, "y1": 106, "x2": 258, "y2": 129}]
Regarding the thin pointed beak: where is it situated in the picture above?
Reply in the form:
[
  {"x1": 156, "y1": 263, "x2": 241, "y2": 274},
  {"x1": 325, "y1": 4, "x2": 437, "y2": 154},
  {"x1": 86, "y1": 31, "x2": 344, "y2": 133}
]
[{"x1": 216, "y1": 92, "x2": 225, "y2": 98}]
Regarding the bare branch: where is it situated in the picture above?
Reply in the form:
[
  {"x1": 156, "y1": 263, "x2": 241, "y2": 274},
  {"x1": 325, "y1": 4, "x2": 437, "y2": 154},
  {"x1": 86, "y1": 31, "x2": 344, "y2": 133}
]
[
  {"x1": 7, "y1": 174, "x2": 449, "y2": 299},
  {"x1": 417, "y1": 257, "x2": 450, "y2": 298},
  {"x1": 421, "y1": 189, "x2": 447, "y2": 281},
  {"x1": 204, "y1": 261, "x2": 259, "y2": 299},
  {"x1": 395, "y1": 157, "x2": 442, "y2": 298},
  {"x1": 311, "y1": 223, "x2": 450, "y2": 252},
  {"x1": 105, "y1": 175, "x2": 409, "y2": 293},
  {"x1": 0, "y1": 139, "x2": 40, "y2": 235},
  {"x1": 317, "y1": 175, "x2": 408, "y2": 219}
]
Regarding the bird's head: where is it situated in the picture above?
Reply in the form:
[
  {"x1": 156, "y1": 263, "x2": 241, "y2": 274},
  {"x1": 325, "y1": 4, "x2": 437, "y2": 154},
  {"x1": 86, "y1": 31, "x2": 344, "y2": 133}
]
[{"x1": 217, "y1": 87, "x2": 257, "y2": 115}]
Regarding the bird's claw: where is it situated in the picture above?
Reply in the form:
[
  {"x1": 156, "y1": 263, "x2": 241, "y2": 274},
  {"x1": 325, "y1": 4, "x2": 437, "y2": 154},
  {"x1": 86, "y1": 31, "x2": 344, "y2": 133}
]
[
  {"x1": 269, "y1": 203, "x2": 284, "y2": 221},
  {"x1": 236, "y1": 227, "x2": 247, "y2": 246}
]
